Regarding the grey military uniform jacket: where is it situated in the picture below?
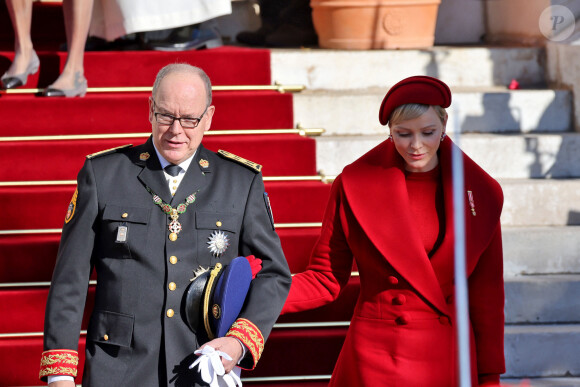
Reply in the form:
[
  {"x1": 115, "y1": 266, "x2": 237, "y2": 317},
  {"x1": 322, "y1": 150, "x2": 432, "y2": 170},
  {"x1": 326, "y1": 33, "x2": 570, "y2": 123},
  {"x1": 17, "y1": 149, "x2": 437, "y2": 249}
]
[{"x1": 42, "y1": 137, "x2": 292, "y2": 386}]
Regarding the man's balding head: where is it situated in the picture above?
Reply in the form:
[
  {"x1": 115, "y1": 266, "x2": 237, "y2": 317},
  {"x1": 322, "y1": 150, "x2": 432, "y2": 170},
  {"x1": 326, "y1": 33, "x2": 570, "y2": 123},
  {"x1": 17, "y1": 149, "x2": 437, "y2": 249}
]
[{"x1": 152, "y1": 63, "x2": 212, "y2": 108}]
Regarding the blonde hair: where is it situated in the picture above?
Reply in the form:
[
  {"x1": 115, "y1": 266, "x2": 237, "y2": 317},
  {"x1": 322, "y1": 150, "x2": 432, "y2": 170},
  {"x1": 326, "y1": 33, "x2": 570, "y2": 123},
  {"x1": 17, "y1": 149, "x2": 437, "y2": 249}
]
[{"x1": 388, "y1": 104, "x2": 447, "y2": 128}]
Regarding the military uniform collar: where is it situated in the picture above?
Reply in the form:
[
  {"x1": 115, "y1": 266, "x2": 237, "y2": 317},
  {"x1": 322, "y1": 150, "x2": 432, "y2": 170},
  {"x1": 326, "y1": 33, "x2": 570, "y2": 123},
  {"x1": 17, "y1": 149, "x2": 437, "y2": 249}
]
[
  {"x1": 169, "y1": 144, "x2": 212, "y2": 205},
  {"x1": 133, "y1": 137, "x2": 173, "y2": 204}
]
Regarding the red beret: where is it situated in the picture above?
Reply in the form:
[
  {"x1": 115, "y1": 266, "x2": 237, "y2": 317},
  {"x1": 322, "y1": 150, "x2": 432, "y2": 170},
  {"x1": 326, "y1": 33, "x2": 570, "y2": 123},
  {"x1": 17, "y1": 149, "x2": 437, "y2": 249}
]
[{"x1": 379, "y1": 76, "x2": 452, "y2": 125}]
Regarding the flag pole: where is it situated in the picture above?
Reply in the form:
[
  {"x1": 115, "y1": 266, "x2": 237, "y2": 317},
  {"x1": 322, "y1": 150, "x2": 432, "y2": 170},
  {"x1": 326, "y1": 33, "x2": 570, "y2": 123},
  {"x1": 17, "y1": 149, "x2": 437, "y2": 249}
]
[{"x1": 451, "y1": 104, "x2": 472, "y2": 386}]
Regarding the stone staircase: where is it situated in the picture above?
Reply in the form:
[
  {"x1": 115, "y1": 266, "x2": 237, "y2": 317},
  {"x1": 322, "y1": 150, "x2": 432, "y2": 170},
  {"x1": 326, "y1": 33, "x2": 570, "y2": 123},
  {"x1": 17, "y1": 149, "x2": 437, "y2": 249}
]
[{"x1": 270, "y1": 46, "x2": 580, "y2": 385}]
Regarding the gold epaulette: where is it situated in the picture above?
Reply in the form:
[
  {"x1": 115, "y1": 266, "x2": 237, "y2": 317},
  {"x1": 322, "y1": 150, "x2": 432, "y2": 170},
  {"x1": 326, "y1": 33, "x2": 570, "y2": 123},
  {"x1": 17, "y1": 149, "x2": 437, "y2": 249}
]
[
  {"x1": 86, "y1": 144, "x2": 133, "y2": 159},
  {"x1": 217, "y1": 149, "x2": 262, "y2": 173}
]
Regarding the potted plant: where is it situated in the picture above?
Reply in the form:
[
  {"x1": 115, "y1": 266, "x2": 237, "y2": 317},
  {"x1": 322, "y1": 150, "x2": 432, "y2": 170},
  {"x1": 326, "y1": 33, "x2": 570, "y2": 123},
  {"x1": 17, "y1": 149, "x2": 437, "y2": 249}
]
[{"x1": 311, "y1": 0, "x2": 441, "y2": 49}]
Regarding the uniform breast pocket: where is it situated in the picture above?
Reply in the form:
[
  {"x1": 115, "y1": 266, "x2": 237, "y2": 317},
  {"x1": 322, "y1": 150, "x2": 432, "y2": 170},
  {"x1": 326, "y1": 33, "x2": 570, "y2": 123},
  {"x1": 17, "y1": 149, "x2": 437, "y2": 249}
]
[
  {"x1": 196, "y1": 212, "x2": 240, "y2": 265},
  {"x1": 101, "y1": 204, "x2": 151, "y2": 259}
]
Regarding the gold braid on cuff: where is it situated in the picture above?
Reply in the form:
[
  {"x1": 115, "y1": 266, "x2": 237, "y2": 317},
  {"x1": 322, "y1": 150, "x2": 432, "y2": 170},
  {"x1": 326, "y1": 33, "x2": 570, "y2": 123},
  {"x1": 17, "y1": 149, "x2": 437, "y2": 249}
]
[{"x1": 39, "y1": 349, "x2": 78, "y2": 380}]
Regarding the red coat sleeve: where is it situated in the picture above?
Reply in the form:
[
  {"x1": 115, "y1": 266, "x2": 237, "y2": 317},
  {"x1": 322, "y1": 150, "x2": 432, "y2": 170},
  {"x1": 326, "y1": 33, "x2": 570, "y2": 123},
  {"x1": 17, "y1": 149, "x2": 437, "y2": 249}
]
[
  {"x1": 282, "y1": 176, "x2": 354, "y2": 314},
  {"x1": 468, "y1": 222, "x2": 506, "y2": 382}
]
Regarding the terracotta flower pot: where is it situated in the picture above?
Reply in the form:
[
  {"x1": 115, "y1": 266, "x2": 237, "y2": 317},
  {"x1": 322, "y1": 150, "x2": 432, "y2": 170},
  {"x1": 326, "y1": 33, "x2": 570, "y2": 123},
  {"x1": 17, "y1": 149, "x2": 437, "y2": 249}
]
[{"x1": 311, "y1": 0, "x2": 441, "y2": 49}]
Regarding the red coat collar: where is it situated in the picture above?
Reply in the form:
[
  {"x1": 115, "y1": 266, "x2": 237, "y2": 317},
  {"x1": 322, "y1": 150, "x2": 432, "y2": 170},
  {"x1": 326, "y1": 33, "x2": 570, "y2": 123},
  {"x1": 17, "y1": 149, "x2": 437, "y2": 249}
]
[{"x1": 341, "y1": 137, "x2": 503, "y2": 315}]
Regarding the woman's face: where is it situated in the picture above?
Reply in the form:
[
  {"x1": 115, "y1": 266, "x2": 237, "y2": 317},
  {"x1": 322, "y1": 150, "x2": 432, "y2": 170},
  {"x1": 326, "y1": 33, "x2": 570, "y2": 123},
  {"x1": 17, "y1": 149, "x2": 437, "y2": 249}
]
[{"x1": 390, "y1": 106, "x2": 447, "y2": 173}]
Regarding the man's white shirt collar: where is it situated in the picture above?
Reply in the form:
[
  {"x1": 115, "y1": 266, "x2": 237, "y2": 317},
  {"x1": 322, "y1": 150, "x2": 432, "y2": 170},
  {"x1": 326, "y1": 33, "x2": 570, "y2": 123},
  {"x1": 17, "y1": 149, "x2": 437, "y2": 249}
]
[
  {"x1": 152, "y1": 143, "x2": 196, "y2": 195},
  {"x1": 152, "y1": 143, "x2": 196, "y2": 173}
]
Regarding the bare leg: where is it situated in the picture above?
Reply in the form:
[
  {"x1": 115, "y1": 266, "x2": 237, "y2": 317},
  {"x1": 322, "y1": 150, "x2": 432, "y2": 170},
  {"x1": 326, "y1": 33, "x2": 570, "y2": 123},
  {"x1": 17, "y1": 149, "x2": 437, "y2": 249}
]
[
  {"x1": 4, "y1": 0, "x2": 34, "y2": 77},
  {"x1": 49, "y1": 0, "x2": 93, "y2": 90}
]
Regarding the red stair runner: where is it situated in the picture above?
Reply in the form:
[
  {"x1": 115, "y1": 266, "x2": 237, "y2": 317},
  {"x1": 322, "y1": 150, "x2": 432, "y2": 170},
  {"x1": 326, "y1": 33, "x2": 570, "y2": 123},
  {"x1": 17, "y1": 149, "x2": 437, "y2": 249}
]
[
  {"x1": 0, "y1": 7, "x2": 346, "y2": 383},
  {"x1": 0, "y1": 281, "x2": 357, "y2": 384},
  {"x1": 0, "y1": 134, "x2": 317, "y2": 181},
  {"x1": 0, "y1": 91, "x2": 293, "y2": 135},
  {"x1": 0, "y1": 47, "x2": 272, "y2": 88}
]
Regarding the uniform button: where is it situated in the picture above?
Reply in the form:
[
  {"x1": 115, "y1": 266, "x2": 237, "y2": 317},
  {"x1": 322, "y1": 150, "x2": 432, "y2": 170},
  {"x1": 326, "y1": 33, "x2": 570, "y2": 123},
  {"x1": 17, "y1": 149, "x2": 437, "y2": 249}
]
[
  {"x1": 392, "y1": 294, "x2": 406, "y2": 305},
  {"x1": 103, "y1": 334, "x2": 109, "y2": 341},
  {"x1": 395, "y1": 313, "x2": 410, "y2": 325},
  {"x1": 121, "y1": 213, "x2": 128, "y2": 218},
  {"x1": 173, "y1": 186, "x2": 177, "y2": 191},
  {"x1": 439, "y1": 316, "x2": 451, "y2": 325},
  {"x1": 166, "y1": 309, "x2": 175, "y2": 318},
  {"x1": 169, "y1": 256, "x2": 178, "y2": 264},
  {"x1": 168, "y1": 282, "x2": 176, "y2": 291},
  {"x1": 388, "y1": 276, "x2": 399, "y2": 285},
  {"x1": 173, "y1": 179, "x2": 178, "y2": 183},
  {"x1": 216, "y1": 221, "x2": 222, "y2": 227},
  {"x1": 446, "y1": 295, "x2": 453, "y2": 305}
]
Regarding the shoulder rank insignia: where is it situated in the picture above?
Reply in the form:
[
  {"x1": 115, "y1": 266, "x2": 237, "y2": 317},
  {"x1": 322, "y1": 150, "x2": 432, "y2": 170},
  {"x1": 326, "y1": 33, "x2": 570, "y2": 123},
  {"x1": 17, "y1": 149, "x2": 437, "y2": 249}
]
[
  {"x1": 217, "y1": 149, "x2": 262, "y2": 173},
  {"x1": 86, "y1": 144, "x2": 133, "y2": 159}
]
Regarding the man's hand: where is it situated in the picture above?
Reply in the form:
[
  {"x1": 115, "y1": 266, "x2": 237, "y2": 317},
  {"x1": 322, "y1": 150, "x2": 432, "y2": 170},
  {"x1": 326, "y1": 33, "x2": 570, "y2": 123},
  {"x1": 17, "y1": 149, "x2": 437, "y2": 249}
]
[
  {"x1": 48, "y1": 381, "x2": 75, "y2": 387},
  {"x1": 200, "y1": 336, "x2": 243, "y2": 373}
]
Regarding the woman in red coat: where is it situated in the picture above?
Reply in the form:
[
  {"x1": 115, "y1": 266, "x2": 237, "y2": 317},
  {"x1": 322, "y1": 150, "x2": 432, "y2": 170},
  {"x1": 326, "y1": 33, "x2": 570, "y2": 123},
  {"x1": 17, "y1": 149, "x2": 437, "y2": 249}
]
[{"x1": 282, "y1": 76, "x2": 505, "y2": 386}]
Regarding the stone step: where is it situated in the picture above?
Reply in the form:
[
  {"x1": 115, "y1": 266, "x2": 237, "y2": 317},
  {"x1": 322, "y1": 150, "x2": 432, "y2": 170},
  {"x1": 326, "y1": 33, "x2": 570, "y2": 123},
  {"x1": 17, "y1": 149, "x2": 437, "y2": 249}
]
[
  {"x1": 460, "y1": 133, "x2": 580, "y2": 179},
  {"x1": 315, "y1": 133, "x2": 580, "y2": 179},
  {"x1": 501, "y1": 377, "x2": 580, "y2": 386},
  {"x1": 271, "y1": 47, "x2": 547, "y2": 90},
  {"x1": 503, "y1": 227, "x2": 580, "y2": 276},
  {"x1": 294, "y1": 89, "x2": 572, "y2": 136},
  {"x1": 500, "y1": 179, "x2": 580, "y2": 227},
  {"x1": 505, "y1": 274, "x2": 580, "y2": 323},
  {"x1": 504, "y1": 324, "x2": 580, "y2": 378}
]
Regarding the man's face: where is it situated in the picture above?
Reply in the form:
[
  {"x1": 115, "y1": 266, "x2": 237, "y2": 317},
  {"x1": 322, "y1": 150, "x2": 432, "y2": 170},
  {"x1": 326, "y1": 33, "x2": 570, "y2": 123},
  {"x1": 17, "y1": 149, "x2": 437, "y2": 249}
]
[{"x1": 149, "y1": 72, "x2": 215, "y2": 165}]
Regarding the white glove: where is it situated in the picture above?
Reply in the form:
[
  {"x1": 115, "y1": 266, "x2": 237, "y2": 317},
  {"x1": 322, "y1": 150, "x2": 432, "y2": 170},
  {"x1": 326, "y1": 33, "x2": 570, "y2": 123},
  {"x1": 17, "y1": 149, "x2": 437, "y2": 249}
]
[
  {"x1": 190, "y1": 345, "x2": 243, "y2": 387},
  {"x1": 221, "y1": 369, "x2": 242, "y2": 387}
]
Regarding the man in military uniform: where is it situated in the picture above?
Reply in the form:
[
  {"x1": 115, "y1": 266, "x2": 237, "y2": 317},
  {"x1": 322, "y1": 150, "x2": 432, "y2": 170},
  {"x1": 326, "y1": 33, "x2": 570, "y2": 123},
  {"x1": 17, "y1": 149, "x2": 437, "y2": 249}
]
[{"x1": 40, "y1": 64, "x2": 292, "y2": 386}]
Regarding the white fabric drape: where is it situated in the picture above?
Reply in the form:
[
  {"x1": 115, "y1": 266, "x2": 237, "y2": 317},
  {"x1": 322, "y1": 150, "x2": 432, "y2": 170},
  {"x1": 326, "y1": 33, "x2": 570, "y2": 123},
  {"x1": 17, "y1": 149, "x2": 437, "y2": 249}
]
[{"x1": 90, "y1": 0, "x2": 232, "y2": 41}]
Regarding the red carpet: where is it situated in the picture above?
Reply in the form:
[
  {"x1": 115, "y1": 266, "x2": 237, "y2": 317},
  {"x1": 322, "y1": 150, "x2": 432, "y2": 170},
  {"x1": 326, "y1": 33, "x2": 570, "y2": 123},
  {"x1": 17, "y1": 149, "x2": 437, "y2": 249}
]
[
  {"x1": 0, "y1": 91, "x2": 293, "y2": 135},
  {"x1": 0, "y1": 4, "x2": 345, "y2": 385},
  {"x1": 0, "y1": 134, "x2": 317, "y2": 180},
  {"x1": 0, "y1": 287, "x2": 95, "y2": 334},
  {"x1": 0, "y1": 281, "x2": 356, "y2": 384},
  {"x1": 0, "y1": 327, "x2": 343, "y2": 386},
  {"x1": 0, "y1": 47, "x2": 272, "y2": 88},
  {"x1": 0, "y1": 338, "x2": 85, "y2": 386}
]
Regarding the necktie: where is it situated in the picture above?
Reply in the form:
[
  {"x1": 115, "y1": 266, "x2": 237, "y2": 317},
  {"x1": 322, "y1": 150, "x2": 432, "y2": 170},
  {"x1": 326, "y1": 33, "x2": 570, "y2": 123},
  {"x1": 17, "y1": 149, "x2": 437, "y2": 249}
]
[{"x1": 164, "y1": 164, "x2": 182, "y2": 177}]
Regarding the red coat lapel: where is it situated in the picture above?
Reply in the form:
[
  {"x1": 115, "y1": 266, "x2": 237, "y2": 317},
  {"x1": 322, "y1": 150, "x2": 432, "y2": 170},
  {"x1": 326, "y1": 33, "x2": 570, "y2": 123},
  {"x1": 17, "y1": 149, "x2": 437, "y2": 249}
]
[
  {"x1": 341, "y1": 140, "x2": 449, "y2": 315},
  {"x1": 340, "y1": 137, "x2": 504, "y2": 314},
  {"x1": 430, "y1": 138, "x2": 504, "y2": 296}
]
